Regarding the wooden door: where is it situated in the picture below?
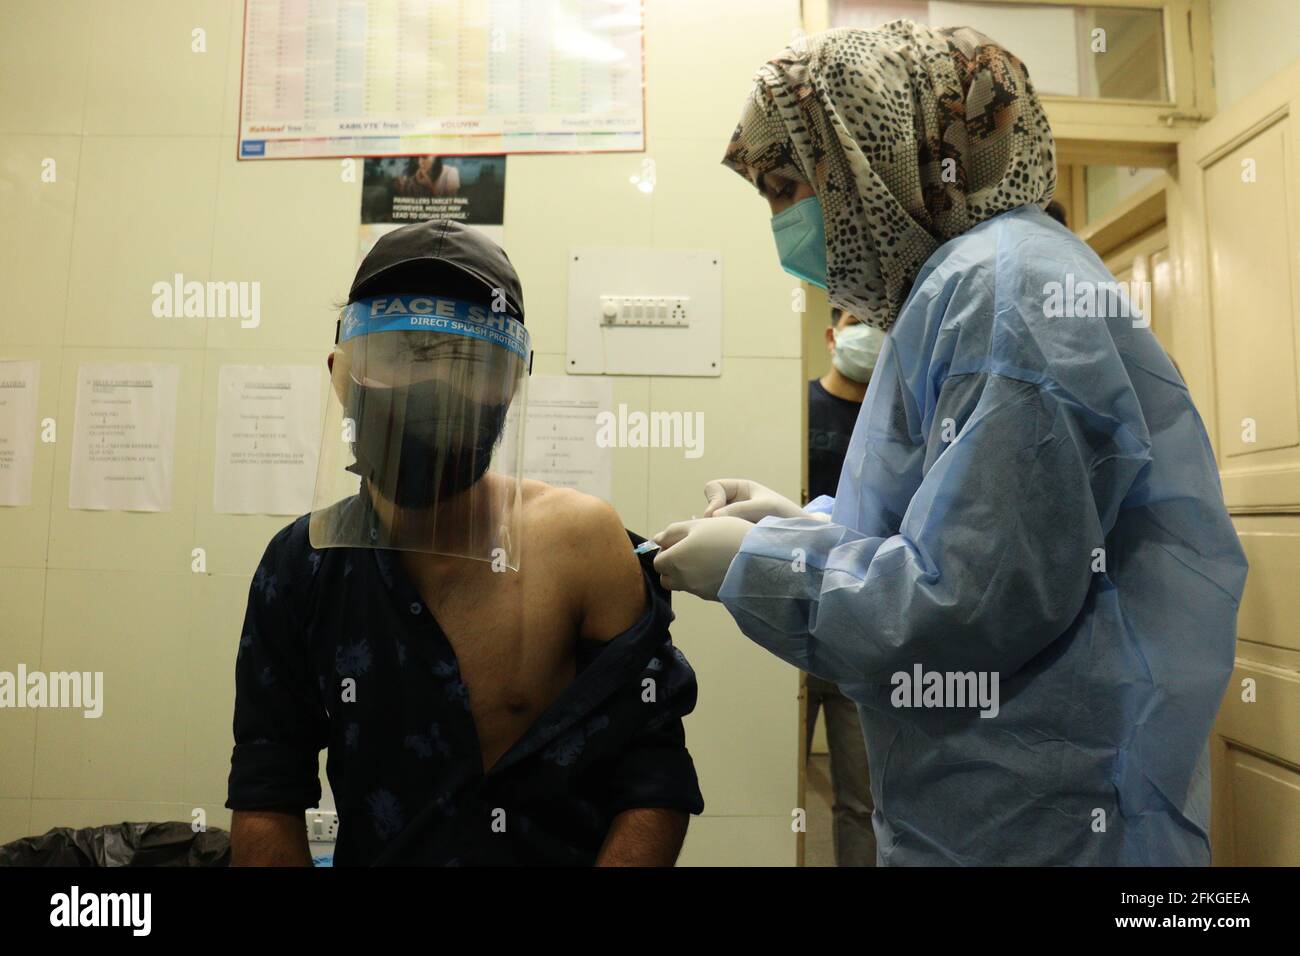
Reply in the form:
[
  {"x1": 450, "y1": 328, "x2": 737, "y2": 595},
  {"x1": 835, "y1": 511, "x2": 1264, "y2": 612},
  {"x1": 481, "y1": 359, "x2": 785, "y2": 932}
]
[{"x1": 1175, "y1": 58, "x2": 1300, "y2": 866}]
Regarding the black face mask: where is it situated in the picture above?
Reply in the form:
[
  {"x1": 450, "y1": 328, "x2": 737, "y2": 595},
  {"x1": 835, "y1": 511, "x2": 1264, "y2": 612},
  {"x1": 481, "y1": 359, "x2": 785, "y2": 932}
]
[{"x1": 344, "y1": 377, "x2": 508, "y2": 510}]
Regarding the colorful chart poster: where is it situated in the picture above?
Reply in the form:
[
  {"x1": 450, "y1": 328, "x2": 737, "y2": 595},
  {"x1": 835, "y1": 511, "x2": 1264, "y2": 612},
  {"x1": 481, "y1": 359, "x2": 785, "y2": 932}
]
[{"x1": 238, "y1": 0, "x2": 645, "y2": 160}]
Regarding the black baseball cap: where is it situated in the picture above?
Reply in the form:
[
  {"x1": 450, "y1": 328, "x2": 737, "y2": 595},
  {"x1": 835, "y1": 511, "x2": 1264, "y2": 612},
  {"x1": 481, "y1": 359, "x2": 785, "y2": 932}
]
[{"x1": 348, "y1": 219, "x2": 525, "y2": 323}]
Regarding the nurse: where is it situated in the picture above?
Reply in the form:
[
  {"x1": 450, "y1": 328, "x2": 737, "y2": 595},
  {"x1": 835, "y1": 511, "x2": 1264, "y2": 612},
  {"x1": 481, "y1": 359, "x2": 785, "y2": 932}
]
[{"x1": 653, "y1": 21, "x2": 1248, "y2": 865}]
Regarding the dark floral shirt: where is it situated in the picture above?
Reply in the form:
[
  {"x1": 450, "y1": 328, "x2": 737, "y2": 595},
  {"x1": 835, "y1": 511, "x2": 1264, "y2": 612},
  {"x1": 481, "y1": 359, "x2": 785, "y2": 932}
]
[{"x1": 226, "y1": 511, "x2": 704, "y2": 866}]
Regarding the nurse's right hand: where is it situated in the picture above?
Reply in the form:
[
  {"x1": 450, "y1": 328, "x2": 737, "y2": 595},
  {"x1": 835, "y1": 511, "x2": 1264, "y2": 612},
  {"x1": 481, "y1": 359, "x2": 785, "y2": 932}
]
[{"x1": 702, "y1": 478, "x2": 806, "y2": 522}]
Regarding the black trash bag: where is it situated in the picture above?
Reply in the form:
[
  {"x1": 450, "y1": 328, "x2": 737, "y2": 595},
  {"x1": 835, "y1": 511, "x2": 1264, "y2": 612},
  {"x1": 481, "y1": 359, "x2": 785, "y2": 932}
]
[{"x1": 0, "y1": 821, "x2": 230, "y2": 867}]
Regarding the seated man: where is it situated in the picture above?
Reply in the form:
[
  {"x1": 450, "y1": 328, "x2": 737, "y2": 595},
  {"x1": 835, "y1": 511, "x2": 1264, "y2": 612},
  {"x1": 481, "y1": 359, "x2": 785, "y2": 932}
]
[{"x1": 226, "y1": 220, "x2": 704, "y2": 866}]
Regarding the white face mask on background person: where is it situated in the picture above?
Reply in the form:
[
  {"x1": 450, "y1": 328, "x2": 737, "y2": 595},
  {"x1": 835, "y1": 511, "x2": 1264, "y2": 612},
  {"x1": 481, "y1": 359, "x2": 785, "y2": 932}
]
[{"x1": 831, "y1": 323, "x2": 885, "y2": 383}]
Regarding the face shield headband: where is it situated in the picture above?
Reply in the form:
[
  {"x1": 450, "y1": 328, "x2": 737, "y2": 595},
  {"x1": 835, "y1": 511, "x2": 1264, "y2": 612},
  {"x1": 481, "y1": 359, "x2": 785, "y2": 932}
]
[{"x1": 337, "y1": 294, "x2": 533, "y2": 369}]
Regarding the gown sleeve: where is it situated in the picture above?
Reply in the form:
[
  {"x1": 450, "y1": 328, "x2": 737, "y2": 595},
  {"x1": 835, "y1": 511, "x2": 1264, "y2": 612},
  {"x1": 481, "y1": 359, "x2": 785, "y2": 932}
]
[{"x1": 719, "y1": 279, "x2": 1152, "y2": 690}]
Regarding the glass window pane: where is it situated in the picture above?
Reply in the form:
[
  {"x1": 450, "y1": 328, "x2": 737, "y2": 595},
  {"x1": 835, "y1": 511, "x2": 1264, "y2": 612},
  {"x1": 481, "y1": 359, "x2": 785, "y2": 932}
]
[{"x1": 830, "y1": 2, "x2": 1169, "y2": 102}]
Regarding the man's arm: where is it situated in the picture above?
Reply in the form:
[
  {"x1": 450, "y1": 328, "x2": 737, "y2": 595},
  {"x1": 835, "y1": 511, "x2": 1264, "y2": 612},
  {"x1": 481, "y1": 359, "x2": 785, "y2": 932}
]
[
  {"x1": 552, "y1": 494, "x2": 704, "y2": 865},
  {"x1": 230, "y1": 809, "x2": 312, "y2": 867},
  {"x1": 596, "y1": 808, "x2": 689, "y2": 867},
  {"x1": 559, "y1": 493, "x2": 647, "y2": 642},
  {"x1": 226, "y1": 523, "x2": 330, "y2": 862}
]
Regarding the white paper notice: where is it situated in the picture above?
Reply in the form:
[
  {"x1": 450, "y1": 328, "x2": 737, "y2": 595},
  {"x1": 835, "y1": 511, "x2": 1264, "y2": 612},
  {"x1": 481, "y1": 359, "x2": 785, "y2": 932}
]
[
  {"x1": 524, "y1": 376, "x2": 613, "y2": 501},
  {"x1": 69, "y1": 363, "x2": 180, "y2": 512},
  {"x1": 213, "y1": 365, "x2": 323, "y2": 515},
  {"x1": 0, "y1": 360, "x2": 40, "y2": 507}
]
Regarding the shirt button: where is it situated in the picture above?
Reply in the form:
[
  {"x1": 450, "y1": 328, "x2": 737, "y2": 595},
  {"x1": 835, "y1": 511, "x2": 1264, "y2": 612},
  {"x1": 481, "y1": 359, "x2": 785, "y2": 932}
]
[{"x1": 409, "y1": 602, "x2": 422, "y2": 615}]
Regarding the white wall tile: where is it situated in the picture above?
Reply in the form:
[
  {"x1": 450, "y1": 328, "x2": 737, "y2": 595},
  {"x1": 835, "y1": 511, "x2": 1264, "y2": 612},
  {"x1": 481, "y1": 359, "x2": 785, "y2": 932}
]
[
  {"x1": 0, "y1": 568, "x2": 46, "y2": 799},
  {"x1": 644, "y1": 0, "x2": 800, "y2": 142},
  {"x1": 207, "y1": 139, "x2": 361, "y2": 351},
  {"x1": 82, "y1": 0, "x2": 232, "y2": 137},
  {"x1": 503, "y1": 152, "x2": 656, "y2": 355},
  {"x1": 0, "y1": 799, "x2": 33, "y2": 844},
  {"x1": 0, "y1": 1, "x2": 92, "y2": 135},
  {"x1": 674, "y1": 598, "x2": 801, "y2": 817},
  {"x1": 0, "y1": 136, "x2": 81, "y2": 347},
  {"x1": 33, "y1": 570, "x2": 190, "y2": 803},
  {"x1": 65, "y1": 136, "x2": 219, "y2": 349},
  {"x1": 646, "y1": 356, "x2": 804, "y2": 531},
  {"x1": 649, "y1": 137, "x2": 803, "y2": 360},
  {"x1": 28, "y1": 799, "x2": 191, "y2": 834},
  {"x1": 183, "y1": 574, "x2": 245, "y2": 810}
]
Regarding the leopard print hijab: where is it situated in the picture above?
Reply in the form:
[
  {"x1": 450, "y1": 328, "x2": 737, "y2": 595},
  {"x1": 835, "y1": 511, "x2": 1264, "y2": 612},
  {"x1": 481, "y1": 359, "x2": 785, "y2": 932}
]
[{"x1": 723, "y1": 20, "x2": 1056, "y2": 331}]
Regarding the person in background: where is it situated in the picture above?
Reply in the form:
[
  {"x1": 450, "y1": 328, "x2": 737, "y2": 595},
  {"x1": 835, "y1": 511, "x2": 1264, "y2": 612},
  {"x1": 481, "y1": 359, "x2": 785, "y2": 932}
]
[
  {"x1": 397, "y1": 156, "x2": 461, "y2": 198},
  {"x1": 805, "y1": 305, "x2": 883, "y2": 866}
]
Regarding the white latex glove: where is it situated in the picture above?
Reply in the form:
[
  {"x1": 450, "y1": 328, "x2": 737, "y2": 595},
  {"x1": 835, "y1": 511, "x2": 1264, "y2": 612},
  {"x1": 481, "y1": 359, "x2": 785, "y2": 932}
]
[
  {"x1": 652, "y1": 516, "x2": 754, "y2": 601},
  {"x1": 702, "y1": 478, "x2": 808, "y2": 522}
]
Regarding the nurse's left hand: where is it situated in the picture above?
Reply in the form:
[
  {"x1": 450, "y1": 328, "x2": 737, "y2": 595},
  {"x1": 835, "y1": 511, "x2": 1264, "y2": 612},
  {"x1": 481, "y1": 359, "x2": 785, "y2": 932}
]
[{"x1": 652, "y1": 516, "x2": 754, "y2": 601}]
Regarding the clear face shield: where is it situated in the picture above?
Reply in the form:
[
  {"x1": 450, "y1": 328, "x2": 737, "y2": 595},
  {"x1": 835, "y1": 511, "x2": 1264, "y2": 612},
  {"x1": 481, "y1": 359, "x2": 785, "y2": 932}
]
[{"x1": 309, "y1": 295, "x2": 531, "y2": 570}]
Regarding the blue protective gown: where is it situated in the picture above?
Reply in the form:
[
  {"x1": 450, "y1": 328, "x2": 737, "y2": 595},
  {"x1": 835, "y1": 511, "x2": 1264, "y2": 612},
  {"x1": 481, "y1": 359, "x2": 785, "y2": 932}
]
[{"x1": 719, "y1": 205, "x2": 1247, "y2": 865}]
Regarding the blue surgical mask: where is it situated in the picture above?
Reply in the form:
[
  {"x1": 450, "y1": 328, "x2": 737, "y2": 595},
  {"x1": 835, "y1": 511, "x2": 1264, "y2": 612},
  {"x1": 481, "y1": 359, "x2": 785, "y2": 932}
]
[{"x1": 771, "y1": 196, "x2": 827, "y2": 289}]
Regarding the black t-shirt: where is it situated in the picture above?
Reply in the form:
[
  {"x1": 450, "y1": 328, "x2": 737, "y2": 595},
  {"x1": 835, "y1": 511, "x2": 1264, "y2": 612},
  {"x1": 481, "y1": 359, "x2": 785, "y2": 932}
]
[{"x1": 808, "y1": 378, "x2": 863, "y2": 500}]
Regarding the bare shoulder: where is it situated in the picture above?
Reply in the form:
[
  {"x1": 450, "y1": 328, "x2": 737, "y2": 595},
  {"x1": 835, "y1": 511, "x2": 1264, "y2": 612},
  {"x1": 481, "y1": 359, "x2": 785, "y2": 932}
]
[
  {"x1": 520, "y1": 479, "x2": 633, "y2": 568},
  {"x1": 521, "y1": 478, "x2": 614, "y2": 527},
  {"x1": 520, "y1": 479, "x2": 646, "y2": 641}
]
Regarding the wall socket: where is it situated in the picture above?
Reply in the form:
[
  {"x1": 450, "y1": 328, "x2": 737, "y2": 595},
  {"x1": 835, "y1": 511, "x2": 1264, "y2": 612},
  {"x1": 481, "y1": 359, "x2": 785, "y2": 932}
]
[{"x1": 306, "y1": 810, "x2": 339, "y2": 843}]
